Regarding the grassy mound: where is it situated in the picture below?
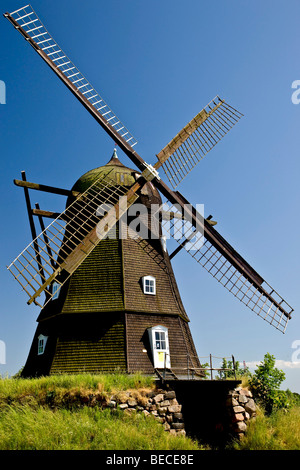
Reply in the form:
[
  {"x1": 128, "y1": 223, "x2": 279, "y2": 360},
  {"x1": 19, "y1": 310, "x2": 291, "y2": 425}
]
[
  {"x1": 0, "y1": 405, "x2": 202, "y2": 450},
  {"x1": 231, "y1": 405, "x2": 300, "y2": 450},
  {"x1": 0, "y1": 373, "x2": 203, "y2": 450}
]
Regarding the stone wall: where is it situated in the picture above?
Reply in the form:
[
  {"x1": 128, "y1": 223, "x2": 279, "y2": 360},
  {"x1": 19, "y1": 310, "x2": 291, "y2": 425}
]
[
  {"x1": 107, "y1": 388, "x2": 185, "y2": 436},
  {"x1": 106, "y1": 384, "x2": 257, "y2": 442},
  {"x1": 226, "y1": 386, "x2": 257, "y2": 438}
]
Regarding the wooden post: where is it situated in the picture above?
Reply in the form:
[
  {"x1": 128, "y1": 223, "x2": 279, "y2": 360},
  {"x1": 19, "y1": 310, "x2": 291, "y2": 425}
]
[
  {"x1": 210, "y1": 354, "x2": 213, "y2": 380},
  {"x1": 232, "y1": 355, "x2": 237, "y2": 380},
  {"x1": 21, "y1": 172, "x2": 47, "y2": 291}
]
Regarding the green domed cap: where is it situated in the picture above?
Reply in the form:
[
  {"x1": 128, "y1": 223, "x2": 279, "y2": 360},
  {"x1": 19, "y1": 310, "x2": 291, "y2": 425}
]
[{"x1": 71, "y1": 148, "x2": 137, "y2": 194}]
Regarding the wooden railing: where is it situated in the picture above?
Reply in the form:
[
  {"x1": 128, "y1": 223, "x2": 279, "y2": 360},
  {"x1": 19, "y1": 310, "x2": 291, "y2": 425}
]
[{"x1": 159, "y1": 353, "x2": 237, "y2": 380}]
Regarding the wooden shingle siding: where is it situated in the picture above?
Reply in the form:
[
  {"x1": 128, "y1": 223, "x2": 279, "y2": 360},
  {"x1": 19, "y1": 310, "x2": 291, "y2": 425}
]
[
  {"x1": 50, "y1": 317, "x2": 126, "y2": 374},
  {"x1": 61, "y1": 238, "x2": 124, "y2": 313},
  {"x1": 125, "y1": 313, "x2": 197, "y2": 374},
  {"x1": 122, "y1": 237, "x2": 188, "y2": 320},
  {"x1": 22, "y1": 324, "x2": 59, "y2": 377}
]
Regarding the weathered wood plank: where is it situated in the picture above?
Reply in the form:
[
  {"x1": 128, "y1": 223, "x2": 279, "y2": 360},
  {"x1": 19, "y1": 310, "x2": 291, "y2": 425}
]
[{"x1": 14, "y1": 179, "x2": 81, "y2": 198}]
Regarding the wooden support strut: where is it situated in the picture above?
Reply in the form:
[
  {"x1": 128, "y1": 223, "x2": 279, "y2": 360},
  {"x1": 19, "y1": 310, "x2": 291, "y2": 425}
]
[
  {"x1": 14, "y1": 178, "x2": 81, "y2": 198},
  {"x1": 21, "y1": 172, "x2": 49, "y2": 301},
  {"x1": 32, "y1": 209, "x2": 66, "y2": 220}
]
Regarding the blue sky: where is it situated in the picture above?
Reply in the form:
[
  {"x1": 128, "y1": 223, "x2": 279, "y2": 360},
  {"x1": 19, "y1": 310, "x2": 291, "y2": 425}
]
[{"x1": 1, "y1": 0, "x2": 299, "y2": 392}]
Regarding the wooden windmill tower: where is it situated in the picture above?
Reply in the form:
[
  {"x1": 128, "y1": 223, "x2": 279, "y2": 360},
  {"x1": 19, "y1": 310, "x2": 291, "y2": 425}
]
[{"x1": 5, "y1": 5, "x2": 294, "y2": 378}]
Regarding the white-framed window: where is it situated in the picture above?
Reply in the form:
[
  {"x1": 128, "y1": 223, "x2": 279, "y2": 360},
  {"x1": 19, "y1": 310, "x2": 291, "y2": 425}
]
[
  {"x1": 38, "y1": 334, "x2": 48, "y2": 355},
  {"x1": 52, "y1": 281, "x2": 61, "y2": 300},
  {"x1": 142, "y1": 275, "x2": 156, "y2": 295},
  {"x1": 155, "y1": 330, "x2": 166, "y2": 350}
]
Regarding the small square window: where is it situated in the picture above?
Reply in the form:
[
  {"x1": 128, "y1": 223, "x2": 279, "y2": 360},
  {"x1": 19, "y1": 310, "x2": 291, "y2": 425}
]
[
  {"x1": 142, "y1": 276, "x2": 156, "y2": 295},
  {"x1": 145, "y1": 279, "x2": 155, "y2": 293}
]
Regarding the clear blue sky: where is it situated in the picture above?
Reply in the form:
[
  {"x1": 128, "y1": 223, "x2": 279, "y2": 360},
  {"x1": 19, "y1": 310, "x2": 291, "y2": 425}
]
[{"x1": 1, "y1": 0, "x2": 299, "y2": 392}]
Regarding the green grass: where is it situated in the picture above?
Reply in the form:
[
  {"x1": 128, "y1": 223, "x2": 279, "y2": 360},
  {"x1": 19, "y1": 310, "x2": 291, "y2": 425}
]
[
  {"x1": 231, "y1": 405, "x2": 300, "y2": 450},
  {"x1": 2, "y1": 373, "x2": 299, "y2": 450},
  {"x1": 0, "y1": 372, "x2": 154, "y2": 399},
  {"x1": 0, "y1": 373, "x2": 203, "y2": 450},
  {"x1": 0, "y1": 405, "x2": 201, "y2": 450},
  {"x1": 0, "y1": 372, "x2": 156, "y2": 411}
]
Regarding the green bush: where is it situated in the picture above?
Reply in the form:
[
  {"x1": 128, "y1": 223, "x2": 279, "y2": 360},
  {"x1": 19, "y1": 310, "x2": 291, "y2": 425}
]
[
  {"x1": 248, "y1": 353, "x2": 287, "y2": 414},
  {"x1": 218, "y1": 358, "x2": 251, "y2": 379}
]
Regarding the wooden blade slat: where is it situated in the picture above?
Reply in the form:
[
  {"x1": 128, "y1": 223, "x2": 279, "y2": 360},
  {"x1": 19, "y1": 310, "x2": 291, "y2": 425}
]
[
  {"x1": 155, "y1": 97, "x2": 243, "y2": 188},
  {"x1": 158, "y1": 200, "x2": 293, "y2": 333},
  {"x1": 5, "y1": 5, "x2": 138, "y2": 148}
]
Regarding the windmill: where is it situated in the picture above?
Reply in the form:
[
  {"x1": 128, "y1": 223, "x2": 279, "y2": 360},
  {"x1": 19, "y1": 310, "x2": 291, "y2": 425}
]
[{"x1": 4, "y1": 5, "x2": 293, "y2": 378}]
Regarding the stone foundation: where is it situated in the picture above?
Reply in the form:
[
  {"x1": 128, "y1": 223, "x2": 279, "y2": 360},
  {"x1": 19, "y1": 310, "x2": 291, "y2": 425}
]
[
  {"x1": 107, "y1": 384, "x2": 257, "y2": 442},
  {"x1": 226, "y1": 386, "x2": 257, "y2": 438},
  {"x1": 107, "y1": 388, "x2": 185, "y2": 436}
]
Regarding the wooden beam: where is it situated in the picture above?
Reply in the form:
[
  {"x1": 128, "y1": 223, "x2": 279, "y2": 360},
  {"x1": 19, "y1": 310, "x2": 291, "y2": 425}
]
[
  {"x1": 14, "y1": 179, "x2": 80, "y2": 198},
  {"x1": 32, "y1": 208, "x2": 66, "y2": 220},
  {"x1": 21, "y1": 171, "x2": 48, "y2": 299},
  {"x1": 169, "y1": 232, "x2": 196, "y2": 260}
]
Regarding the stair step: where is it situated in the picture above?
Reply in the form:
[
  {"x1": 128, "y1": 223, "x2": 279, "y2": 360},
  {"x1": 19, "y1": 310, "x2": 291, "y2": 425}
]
[{"x1": 155, "y1": 368, "x2": 178, "y2": 380}]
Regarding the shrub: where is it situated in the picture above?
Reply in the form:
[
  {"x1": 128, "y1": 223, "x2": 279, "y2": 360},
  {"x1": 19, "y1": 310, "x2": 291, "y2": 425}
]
[
  {"x1": 249, "y1": 353, "x2": 287, "y2": 414},
  {"x1": 217, "y1": 358, "x2": 251, "y2": 380}
]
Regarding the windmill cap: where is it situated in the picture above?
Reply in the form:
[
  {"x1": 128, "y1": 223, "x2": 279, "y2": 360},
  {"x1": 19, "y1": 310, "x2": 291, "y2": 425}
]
[
  {"x1": 68, "y1": 149, "x2": 160, "y2": 204},
  {"x1": 105, "y1": 147, "x2": 127, "y2": 168}
]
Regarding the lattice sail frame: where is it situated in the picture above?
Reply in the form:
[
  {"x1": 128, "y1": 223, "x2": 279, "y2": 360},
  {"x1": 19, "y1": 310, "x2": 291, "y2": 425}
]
[
  {"x1": 158, "y1": 200, "x2": 293, "y2": 333},
  {"x1": 156, "y1": 96, "x2": 243, "y2": 188},
  {"x1": 7, "y1": 170, "x2": 132, "y2": 308},
  {"x1": 6, "y1": 4, "x2": 138, "y2": 148}
]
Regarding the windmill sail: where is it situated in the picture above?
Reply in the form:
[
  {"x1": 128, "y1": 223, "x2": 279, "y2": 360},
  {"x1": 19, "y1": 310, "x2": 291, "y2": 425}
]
[
  {"x1": 158, "y1": 199, "x2": 293, "y2": 333},
  {"x1": 155, "y1": 97, "x2": 243, "y2": 188},
  {"x1": 4, "y1": 5, "x2": 138, "y2": 148},
  {"x1": 7, "y1": 170, "x2": 136, "y2": 307},
  {"x1": 6, "y1": 5, "x2": 293, "y2": 333}
]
